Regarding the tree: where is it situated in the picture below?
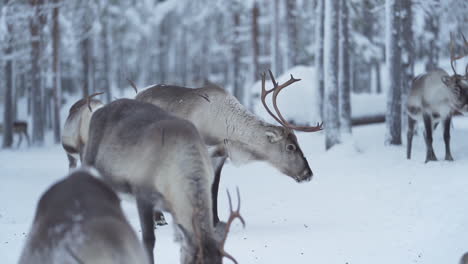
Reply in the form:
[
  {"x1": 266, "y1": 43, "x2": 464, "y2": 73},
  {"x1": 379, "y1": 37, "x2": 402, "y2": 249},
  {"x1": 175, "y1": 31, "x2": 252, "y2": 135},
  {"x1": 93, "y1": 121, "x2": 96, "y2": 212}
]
[
  {"x1": 315, "y1": 0, "x2": 325, "y2": 119},
  {"x1": 285, "y1": 0, "x2": 298, "y2": 66},
  {"x1": 385, "y1": 0, "x2": 402, "y2": 145},
  {"x1": 52, "y1": 0, "x2": 61, "y2": 143},
  {"x1": 29, "y1": 0, "x2": 46, "y2": 145},
  {"x1": 339, "y1": 0, "x2": 351, "y2": 134},
  {"x1": 2, "y1": 0, "x2": 13, "y2": 148},
  {"x1": 251, "y1": 0, "x2": 260, "y2": 81},
  {"x1": 424, "y1": 0, "x2": 440, "y2": 71},
  {"x1": 401, "y1": 0, "x2": 414, "y2": 132},
  {"x1": 324, "y1": 0, "x2": 340, "y2": 150}
]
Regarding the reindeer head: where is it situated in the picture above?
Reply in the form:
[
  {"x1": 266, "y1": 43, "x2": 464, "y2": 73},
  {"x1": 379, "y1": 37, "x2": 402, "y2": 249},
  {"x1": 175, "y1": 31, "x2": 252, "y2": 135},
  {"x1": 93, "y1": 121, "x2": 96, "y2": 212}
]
[
  {"x1": 443, "y1": 33, "x2": 468, "y2": 112},
  {"x1": 259, "y1": 70, "x2": 322, "y2": 182},
  {"x1": 180, "y1": 189, "x2": 245, "y2": 264}
]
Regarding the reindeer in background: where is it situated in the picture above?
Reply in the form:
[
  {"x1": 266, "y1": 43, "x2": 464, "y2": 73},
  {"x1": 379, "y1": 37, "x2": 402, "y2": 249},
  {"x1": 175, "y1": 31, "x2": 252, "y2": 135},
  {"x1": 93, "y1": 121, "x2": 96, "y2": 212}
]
[
  {"x1": 135, "y1": 70, "x2": 321, "y2": 224},
  {"x1": 83, "y1": 99, "x2": 244, "y2": 264},
  {"x1": 406, "y1": 34, "x2": 468, "y2": 162},
  {"x1": 18, "y1": 168, "x2": 149, "y2": 264},
  {"x1": 62, "y1": 92, "x2": 104, "y2": 168}
]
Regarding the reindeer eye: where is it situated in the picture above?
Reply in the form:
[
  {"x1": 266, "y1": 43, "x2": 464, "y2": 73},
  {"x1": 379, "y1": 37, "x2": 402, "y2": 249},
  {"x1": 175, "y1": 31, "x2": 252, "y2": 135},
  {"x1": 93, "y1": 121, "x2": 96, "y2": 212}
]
[{"x1": 286, "y1": 144, "x2": 296, "y2": 152}]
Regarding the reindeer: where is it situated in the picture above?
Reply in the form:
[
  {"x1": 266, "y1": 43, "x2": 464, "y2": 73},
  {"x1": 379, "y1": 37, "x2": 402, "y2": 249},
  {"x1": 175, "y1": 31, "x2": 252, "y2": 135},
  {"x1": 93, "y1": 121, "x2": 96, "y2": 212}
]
[
  {"x1": 83, "y1": 99, "x2": 244, "y2": 264},
  {"x1": 62, "y1": 92, "x2": 104, "y2": 169},
  {"x1": 135, "y1": 70, "x2": 321, "y2": 224},
  {"x1": 18, "y1": 168, "x2": 149, "y2": 264},
  {"x1": 406, "y1": 35, "x2": 468, "y2": 162},
  {"x1": 0, "y1": 120, "x2": 30, "y2": 147}
]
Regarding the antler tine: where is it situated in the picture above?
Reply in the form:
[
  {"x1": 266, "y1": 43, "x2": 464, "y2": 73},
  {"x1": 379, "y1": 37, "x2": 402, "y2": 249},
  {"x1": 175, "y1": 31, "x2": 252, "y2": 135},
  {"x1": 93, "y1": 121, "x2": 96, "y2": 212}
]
[
  {"x1": 87, "y1": 92, "x2": 104, "y2": 112},
  {"x1": 127, "y1": 78, "x2": 138, "y2": 94},
  {"x1": 270, "y1": 73, "x2": 324, "y2": 132},
  {"x1": 261, "y1": 71, "x2": 286, "y2": 126},
  {"x1": 220, "y1": 187, "x2": 245, "y2": 264}
]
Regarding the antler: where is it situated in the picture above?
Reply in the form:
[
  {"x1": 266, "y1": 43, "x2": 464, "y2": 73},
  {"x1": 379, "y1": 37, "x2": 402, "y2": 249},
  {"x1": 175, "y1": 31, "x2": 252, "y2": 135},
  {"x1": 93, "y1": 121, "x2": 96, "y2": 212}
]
[
  {"x1": 261, "y1": 70, "x2": 323, "y2": 132},
  {"x1": 220, "y1": 187, "x2": 245, "y2": 264},
  {"x1": 450, "y1": 32, "x2": 468, "y2": 77},
  {"x1": 127, "y1": 78, "x2": 138, "y2": 94},
  {"x1": 87, "y1": 92, "x2": 104, "y2": 112}
]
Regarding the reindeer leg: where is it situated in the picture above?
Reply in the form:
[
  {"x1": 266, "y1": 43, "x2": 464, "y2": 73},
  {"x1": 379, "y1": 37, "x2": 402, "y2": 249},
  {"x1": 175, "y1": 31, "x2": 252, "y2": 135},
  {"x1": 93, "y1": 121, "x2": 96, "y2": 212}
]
[
  {"x1": 406, "y1": 116, "x2": 415, "y2": 160},
  {"x1": 137, "y1": 198, "x2": 155, "y2": 264},
  {"x1": 24, "y1": 131, "x2": 30, "y2": 146},
  {"x1": 423, "y1": 113, "x2": 437, "y2": 163},
  {"x1": 443, "y1": 116, "x2": 454, "y2": 161},
  {"x1": 211, "y1": 156, "x2": 227, "y2": 225},
  {"x1": 67, "y1": 154, "x2": 77, "y2": 169},
  {"x1": 17, "y1": 132, "x2": 23, "y2": 148}
]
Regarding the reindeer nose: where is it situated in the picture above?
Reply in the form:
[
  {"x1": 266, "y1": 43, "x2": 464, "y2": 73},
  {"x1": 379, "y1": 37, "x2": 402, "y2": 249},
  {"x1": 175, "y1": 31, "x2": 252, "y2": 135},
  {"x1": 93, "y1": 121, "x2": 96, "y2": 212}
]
[{"x1": 299, "y1": 167, "x2": 313, "y2": 182}]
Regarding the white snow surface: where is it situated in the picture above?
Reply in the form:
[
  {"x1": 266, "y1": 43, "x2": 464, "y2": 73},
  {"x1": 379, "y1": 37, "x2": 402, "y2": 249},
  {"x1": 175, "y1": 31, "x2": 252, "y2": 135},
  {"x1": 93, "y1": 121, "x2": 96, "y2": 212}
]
[{"x1": 1, "y1": 116, "x2": 468, "y2": 264}]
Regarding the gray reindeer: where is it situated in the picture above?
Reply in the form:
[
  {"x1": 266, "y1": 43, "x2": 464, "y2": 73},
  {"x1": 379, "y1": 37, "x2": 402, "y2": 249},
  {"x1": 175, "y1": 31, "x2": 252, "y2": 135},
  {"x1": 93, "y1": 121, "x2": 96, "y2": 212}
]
[
  {"x1": 135, "y1": 70, "x2": 321, "y2": 224},
  {"x1": 62, "y1": 92, "x2": 104, "y2": 169},
  {"x1": 83, "y1": 99, "x2": 244, "y2": 264},
  {"x1": 18, "y1": 168, "x2": 149, "y2": 264},
  {"x1": 406, "y1": 35, "x2": 468, "y2": 162}
]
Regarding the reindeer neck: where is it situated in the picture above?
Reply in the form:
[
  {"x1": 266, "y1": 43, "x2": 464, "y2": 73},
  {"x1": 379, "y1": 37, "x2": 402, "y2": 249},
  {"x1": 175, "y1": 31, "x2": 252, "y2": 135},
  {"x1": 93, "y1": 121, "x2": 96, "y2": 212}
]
[{"x1": 219, "y1": 97, "x2": 271, "y2": 145}]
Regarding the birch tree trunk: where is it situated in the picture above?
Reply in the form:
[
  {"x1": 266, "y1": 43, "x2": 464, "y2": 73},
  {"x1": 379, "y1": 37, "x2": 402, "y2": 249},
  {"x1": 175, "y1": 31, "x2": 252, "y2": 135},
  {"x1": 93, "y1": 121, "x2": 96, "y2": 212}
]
[
  {"x1": 231, "y1": 3, "x2": 243, "y2": 104},
  {"x1": 385, "y1": 0, "x2": 402, "y2": 145},
  {"x1": 315, "y1": 0, "x2": 325, "y2": 119},
  {"x1": 324, "y1": 0, "x2": 340, "y2": 150},
  {"x1": 339, "y1": 0, "x2": 351, "y2": 134}
]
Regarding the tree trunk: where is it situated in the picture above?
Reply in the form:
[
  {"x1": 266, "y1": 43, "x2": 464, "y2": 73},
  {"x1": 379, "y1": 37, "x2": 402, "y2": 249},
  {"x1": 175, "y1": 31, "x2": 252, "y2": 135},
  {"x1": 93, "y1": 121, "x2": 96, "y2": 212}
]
[
  {"x1": 232, "y1": 5, "x2": 243, "y2": 104},
  {"x1": 101, "y1": 11, "x2": 112, "y2": 103},
  {"x1": 29, "y1": 0, "x2": 45, "y2": 146},
  {"x1": 339, "y1": 0, "x2": 351, "y2": 134},
  {"x1": 401, "y1": 0, "x2": 414, "y2": 134},
  {"x1": 81, "y1": 37, "x2": 91, "y2": 97},
  {"x1": 374, "y1": 60, "x2": 382, "y2": 93},
  {"x1": 324, "y1": 0, "x2": 341, "y2": 150},
  {"x1": 286, "y1": 0, "x2": 298, "y2": 66},
  {"x1": 271, "y1": 0, "x2": 281, "y2": 75},
  {"x1": 3, "y1": 0, "x2": 14, "y2": 148},
  {"x1": 251, "y1": 0, "x2": 260, "y2": 81},
  {"x1": 385, "y1": 0, "x2": 402, "y2": 145},
  {"x1": 424, "y1": 0, "x2": 439, "y2": 71},
  {"x1": 52, "y1": 0, "x2": 61, "y2": 143},
  {"x1": 315, "y1": 0, "x2": 325, "y2": 119}
]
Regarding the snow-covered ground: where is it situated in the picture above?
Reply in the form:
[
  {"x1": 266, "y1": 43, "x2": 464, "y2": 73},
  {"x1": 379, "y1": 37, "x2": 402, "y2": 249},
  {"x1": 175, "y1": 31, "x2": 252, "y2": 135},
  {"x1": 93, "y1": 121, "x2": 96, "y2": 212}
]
[{"x1": 1, "y1": 116, "x2": 468, "y2": 264}]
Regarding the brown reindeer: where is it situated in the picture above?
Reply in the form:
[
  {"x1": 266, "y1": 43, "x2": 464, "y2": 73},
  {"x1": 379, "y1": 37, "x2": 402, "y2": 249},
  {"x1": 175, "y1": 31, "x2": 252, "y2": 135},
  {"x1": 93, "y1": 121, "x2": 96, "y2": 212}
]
[{"x1": 0, "y1": 121, "x2": 30, "y2": 147}]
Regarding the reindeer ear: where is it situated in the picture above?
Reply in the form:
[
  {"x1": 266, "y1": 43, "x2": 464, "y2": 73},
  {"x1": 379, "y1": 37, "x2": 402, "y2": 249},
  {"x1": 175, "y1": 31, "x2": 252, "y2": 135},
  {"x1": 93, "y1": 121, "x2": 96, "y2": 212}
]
[
  {"x1": 441, "y1": 76, "x2": 451, "y2": 86},
  {"x1": 265, "y1": 128, "x2": 284, "y2": 143}
]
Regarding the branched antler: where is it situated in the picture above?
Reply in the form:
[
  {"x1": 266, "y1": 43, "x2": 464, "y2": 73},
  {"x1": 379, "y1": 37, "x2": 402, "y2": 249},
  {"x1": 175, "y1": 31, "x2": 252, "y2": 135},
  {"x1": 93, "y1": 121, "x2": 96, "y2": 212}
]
[
  {"x1": 87, "y1": 92, "x2": 104, "y2": 112},
  {"x1": 261, "y1": 70, "x2": 323, "y2": 132},
  {"x1": 127, "y1": 78, "x2": 138, "y2": 94},
  {"x1": 450, "y1": 32, "x2": 468, "y2": 77},
  {"x1": 220, "y1": 187, "x2": 245, "y2": 264}
]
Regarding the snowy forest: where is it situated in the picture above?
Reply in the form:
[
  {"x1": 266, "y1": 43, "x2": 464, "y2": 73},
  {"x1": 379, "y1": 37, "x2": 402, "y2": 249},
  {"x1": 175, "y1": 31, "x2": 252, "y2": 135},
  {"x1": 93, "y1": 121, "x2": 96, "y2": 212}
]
[
  {"x1": 0, "y1": 0, "x2": 466, "y2": 149},
  {"x1": 1, "y1": 0, "x2": 468, "y2": 263}
]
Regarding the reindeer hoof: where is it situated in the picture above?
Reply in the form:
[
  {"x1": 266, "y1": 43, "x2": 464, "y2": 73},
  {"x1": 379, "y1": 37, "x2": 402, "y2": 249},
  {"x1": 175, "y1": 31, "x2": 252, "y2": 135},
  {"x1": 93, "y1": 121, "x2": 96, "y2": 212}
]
[{"x1": 445, "y1": 155, "x2": 454, "y2": 161}]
